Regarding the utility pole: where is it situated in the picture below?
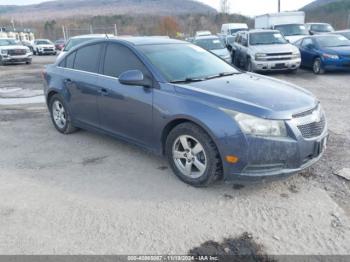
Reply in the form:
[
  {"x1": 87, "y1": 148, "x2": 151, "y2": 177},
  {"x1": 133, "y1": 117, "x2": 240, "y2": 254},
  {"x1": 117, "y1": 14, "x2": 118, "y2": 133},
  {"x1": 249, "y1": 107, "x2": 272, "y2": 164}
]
[{"x1": 278, "y1": 0, "x2": 281, "y2": 12}]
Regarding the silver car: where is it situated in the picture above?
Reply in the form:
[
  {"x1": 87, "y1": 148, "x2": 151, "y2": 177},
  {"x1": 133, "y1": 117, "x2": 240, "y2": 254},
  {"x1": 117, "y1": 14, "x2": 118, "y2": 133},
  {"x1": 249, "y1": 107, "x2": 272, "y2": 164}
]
[
  {"x1": 232, "y1": 30, "x2": 301, "y2": 72},
  {"x1": 193, "y1": 35, "x2": 232, "y2": 63}
]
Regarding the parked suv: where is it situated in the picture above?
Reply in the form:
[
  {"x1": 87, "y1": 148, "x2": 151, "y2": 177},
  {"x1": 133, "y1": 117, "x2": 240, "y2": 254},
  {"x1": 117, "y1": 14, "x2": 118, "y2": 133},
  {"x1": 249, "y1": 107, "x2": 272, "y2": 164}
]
[
  {"x1": 0, "y1": 38, "x2": 32, "y2": 65},
  {"x1": 232, "y1": 30, "x2": 301, "y2": 72},
  {"x1": 33, "y1": 39, "x2": 56, "y2": 55},
  {"x1": 43, "y1": 37, "x2": 327, "y2": 187}
]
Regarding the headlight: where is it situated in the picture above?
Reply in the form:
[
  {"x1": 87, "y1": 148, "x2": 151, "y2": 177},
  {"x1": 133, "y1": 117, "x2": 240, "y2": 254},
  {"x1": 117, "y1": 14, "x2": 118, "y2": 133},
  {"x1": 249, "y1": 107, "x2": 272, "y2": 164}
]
[
  {"x1": 323, "y1": 53, "x2": 339, "y2": 59},
  {"x1": 255, "y1": 53, "x2": 267, "y2": 61},
  {"x1": 292, "y1": 51, "x2": 301, "y2": 59},
  {"x1": 1, "y1": 50, "x2": 8, "y2": 55},
  {"x1": 221, "y1": 108, "x2": 287, "y2": 137}
]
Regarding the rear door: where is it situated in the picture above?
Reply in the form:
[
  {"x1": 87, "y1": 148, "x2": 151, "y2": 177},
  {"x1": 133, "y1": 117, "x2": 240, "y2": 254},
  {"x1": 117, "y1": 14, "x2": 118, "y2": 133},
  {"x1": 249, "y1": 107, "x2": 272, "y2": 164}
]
[
  {"x1": 61, "y1": 43, "x2": 103, "y2": 127},
  {"x1": 96, "y1": 43, "x2": 154, "y2": 147}
]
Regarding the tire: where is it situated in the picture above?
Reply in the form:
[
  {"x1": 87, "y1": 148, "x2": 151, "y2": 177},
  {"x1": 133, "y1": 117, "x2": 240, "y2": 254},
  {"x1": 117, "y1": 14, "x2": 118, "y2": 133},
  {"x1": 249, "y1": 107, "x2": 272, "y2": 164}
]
[
  {"x1": 26, "y1": 60, "x2": 32, "y2": 65},
  {"x1": 313, "y1": 58, "x2": 325, "y2": 74},
  {"x1": 233, "y1": 53, "x2": 239, "y2": 67},
  {"x1": 49, "y1": 94, "x2": 78, "y2": 134},
  {"x1": 246, "y1": 58, "x2": 253, "y2": 72},
  {"x1": 0, "y1": 57, "x2": 4, "y2": 66},
  {"x1": 165, "y1": 123, "x2": 222, "y2": 187}
]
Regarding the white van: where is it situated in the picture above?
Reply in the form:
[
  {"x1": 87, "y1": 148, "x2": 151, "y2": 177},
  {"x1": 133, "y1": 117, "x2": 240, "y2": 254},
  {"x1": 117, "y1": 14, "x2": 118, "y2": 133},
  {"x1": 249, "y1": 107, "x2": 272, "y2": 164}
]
[{"x1": 221, "y1": 23, "x2": 248, "y2": 36}]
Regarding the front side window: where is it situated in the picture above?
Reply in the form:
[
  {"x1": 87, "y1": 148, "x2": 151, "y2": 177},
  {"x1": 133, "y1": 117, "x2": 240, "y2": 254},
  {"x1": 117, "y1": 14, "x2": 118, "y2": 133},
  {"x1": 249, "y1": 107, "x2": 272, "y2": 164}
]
[
  {"x1": 139, "y1": 43, "x2": 238, "y2": 83},
  {"x1": 74, "y1": 44, "x2": 102, "y2": 73},
  {"x1": 103, "y1": 44, "x2": 148, "y2": 78},
  {"x1": 249, "y1": 32, "x2": 287, "y2": 45}
]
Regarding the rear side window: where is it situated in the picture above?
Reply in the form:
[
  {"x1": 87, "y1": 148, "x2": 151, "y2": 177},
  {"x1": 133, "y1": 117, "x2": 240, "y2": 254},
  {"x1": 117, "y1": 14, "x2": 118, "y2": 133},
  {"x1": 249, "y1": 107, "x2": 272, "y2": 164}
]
[
  {"x1": 103, "y1": 44, "x2": 148, "y2": 78},
  {"x1": 74, "y1": 44, "x2": 102, "y2": 73}
]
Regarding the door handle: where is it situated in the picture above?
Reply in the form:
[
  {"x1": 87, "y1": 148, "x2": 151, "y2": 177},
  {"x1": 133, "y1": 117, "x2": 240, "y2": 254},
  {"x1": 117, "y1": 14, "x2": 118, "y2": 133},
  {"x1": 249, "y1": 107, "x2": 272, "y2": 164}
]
[{"x1": 100, "y1": 88, "x2": 109, "y2": 96}]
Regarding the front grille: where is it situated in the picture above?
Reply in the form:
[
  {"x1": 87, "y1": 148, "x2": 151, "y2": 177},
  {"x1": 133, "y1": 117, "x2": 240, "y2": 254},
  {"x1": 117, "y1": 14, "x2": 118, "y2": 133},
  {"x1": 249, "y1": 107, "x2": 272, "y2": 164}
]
[
  {"x1": 266, "y1": 52, "x2": 292, "y2": 56},
  {"x1": 293, "y1": 105, "x2": 326, "y2": 139},
  {"x1": 297, "y1": 116, "x2": 326, "y2": 138},
  {"x1": 44, "y1": 48, "x2": 54, "y2": 52},
  {"x1": 8, "y1": 49, "x2": 26, "y2": 56}
]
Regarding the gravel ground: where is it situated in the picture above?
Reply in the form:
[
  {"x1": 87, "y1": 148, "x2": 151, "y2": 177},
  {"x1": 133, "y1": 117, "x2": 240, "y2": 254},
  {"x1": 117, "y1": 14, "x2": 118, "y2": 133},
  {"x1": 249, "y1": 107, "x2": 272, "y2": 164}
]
[{"x1": 0, "y1": 56, "x2": 349, "y2": 256}]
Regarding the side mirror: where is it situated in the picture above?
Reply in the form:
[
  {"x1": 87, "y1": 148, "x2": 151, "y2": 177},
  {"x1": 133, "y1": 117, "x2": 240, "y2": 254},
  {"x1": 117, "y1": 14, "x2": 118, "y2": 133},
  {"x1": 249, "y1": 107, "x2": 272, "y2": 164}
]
[{"x1": 119, "y1": 70, "x2": 152, "y2": 87}]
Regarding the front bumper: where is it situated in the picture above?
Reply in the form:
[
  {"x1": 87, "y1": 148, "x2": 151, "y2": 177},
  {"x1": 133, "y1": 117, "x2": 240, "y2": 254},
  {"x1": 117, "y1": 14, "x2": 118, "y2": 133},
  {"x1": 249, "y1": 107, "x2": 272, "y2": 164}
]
[
  {"x1": 1, "y1": 54, "x2": 32, "y2": 64},
  {"x1": 252, "y1": 58, "x2": 301, "y2": 71},
  {"x1": 220, "y1": 117, "x2": 328, "y2": 183},
  {"x1": 323, "y1": 57, "x2": 350, "y2": 71},
  {"x1": 38, "y1": 49, "x2": 56, "y2": 55}
]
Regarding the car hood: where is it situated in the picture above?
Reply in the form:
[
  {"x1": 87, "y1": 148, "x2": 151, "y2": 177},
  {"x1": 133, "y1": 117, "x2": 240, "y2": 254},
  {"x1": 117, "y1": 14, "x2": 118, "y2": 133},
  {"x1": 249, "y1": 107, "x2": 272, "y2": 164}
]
[
  {"x1": 250, "y1": 44, "x2": 298, "y2": 54},
  {"x1": 173, "y1": 73, "x2": 317, "y2": 120},
  {"x1": 322, "y1": 46, "x2": 350, "y2": 56},
  {"x1": 0, "y1": 45, "x2": 28, "y2": 50},
  {"x1": 284, "y1": 35, "x2": 307, "y2": 43},
  {"x1": 211, "y1": 48, "x2": 230, "y2": 57}
]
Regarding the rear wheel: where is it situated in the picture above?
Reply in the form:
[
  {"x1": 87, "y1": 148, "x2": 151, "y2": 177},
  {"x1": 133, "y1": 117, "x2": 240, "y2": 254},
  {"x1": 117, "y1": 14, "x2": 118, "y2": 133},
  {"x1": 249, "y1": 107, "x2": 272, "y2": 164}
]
[
  {"x1": 313, "y1": 58, "x2": 325, "y2": 74},
  {"x1": 49, "y1": 94, "x2": 78, "y2": 134},
  {"x1": 165, "y1": 123, "x2": 222, "y2": 187}
]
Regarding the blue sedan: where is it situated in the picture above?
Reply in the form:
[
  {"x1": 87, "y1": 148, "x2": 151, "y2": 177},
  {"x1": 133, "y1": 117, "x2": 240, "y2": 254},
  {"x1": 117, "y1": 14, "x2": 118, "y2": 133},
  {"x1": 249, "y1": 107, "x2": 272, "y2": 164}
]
[
  {"x1": 42, "y1": 37, "x2": 328, "y2": 187},
  {"x1": 295, "y1": 34, "x2": 350, "y2": 74}
]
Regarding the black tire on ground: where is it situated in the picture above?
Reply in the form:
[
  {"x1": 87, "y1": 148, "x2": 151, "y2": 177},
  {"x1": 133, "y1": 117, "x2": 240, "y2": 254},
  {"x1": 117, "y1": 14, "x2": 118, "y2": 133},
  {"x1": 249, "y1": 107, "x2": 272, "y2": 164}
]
[
  {"x1": 246, "y1": 58, "x2": 253, "y2": 72},
  {"x1": 233, "y1": 53, "x2": 239, "y2": 67},
  {"x1": 313, "y1": 57, "x2": 325, "y2": 75},
  {"x1": 26, "y1": 61, "x2": 32, "y2": 65},
  {"x1": 49, "y1": 94, "x2": 78, "y2": 134},
  {"x1": 165, "y1": 122, "x2": 223, "y2": 187}
]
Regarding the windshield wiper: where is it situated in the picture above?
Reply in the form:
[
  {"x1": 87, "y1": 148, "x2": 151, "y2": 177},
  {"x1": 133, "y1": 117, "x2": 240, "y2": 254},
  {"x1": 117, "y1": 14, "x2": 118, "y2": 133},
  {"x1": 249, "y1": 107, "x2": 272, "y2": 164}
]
[
  {"x1": 170, "y1": 77, "x2": 205, "y2": 84},
  {"x1": 205, "y1": 72, "x2": 238, "y2": 80}
]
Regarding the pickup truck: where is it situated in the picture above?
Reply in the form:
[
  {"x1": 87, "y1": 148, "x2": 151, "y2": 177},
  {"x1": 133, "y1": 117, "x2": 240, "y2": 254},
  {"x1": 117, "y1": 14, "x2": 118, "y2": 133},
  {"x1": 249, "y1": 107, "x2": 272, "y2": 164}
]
[{"x1": 0, "y1": 38, "x2": 32, "y2": 65}]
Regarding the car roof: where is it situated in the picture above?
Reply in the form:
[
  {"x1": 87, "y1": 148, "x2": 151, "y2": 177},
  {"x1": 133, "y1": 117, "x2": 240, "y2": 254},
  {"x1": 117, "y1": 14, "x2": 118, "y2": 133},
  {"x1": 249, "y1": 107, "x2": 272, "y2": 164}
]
[
  {"x1": 70, "y1": 34, "x2": 114, "y2": 39},
  {"x1": 248, "y1": 29, "x2": 280, "y2": 34},
  {"x1": 115, "y1": 36, "x2": 185, "y2": 46},
  {"x1": 194, "y1": 35, "x2": 219, "y2": 40},
  {"x1": 307, "y1": 23, "x2": 330, "y2": 25}
]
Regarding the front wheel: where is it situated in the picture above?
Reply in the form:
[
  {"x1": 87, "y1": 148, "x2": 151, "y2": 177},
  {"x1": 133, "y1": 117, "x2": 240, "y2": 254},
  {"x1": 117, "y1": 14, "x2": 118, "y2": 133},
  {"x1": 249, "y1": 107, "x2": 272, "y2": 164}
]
[
  {"x1": 165, "y1": 123, "x2": 222, "y2": 187},
  {"x1": 49, "y1": 94, "x2": 78, "y2": 134},
  {"x1": 313, "y1": 58, "x2": 325, "y2": 74},
  {"x1": 246, "y1": 59, "x2": 253, "y2": 72}
]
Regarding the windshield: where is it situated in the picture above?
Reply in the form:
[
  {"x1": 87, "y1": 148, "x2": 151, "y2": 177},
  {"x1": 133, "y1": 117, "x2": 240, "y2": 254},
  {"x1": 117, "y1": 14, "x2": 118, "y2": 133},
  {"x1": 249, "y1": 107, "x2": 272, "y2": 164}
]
[
  {"x1": 0, "y1": 39, "x2": 18, "y2": 46},
  {"x1": 274, "y1": 24, "x2": 309, "y2": 36},
  {"x1": 316, "y1": 35, "x2": 350, "y2": 47},
  {"x1": 250, "y1": 32, "x2": 287, "y2": 45},
  {"x1": 64, "y1": 38, "x2": 100, "y2": 51},
  {"x1": 230, "y1": 28, "x2": 248, "y2": 35},
  {"x1": 36, "y1": 40, "x2": 52, "y2": 45},
  {"x1": 226, "y1": 36, "x2": 236, "y2": 45},
  {"x1": 311, "y1": 24, "x2": 334, "y2": 32},
  {"x1": 139, "y1": 43, "x2": 239, "y2": 82},
  {"x1": 194, "y1": 38, "x2": 225, "y2": 50}
]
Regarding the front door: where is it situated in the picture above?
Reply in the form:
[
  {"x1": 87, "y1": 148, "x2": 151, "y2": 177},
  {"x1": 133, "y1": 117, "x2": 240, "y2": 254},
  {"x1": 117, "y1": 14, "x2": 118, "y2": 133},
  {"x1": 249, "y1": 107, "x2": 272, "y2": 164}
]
[{"x1": 97, "y1": 43, "x2": 154, "y2": 147}]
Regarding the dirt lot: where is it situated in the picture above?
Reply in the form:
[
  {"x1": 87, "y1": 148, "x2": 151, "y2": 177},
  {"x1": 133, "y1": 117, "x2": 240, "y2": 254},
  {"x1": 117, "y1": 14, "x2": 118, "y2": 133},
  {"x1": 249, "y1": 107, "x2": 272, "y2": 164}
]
[{"x1": 0, "y1": 56, "x2": 349, "y2": 256}]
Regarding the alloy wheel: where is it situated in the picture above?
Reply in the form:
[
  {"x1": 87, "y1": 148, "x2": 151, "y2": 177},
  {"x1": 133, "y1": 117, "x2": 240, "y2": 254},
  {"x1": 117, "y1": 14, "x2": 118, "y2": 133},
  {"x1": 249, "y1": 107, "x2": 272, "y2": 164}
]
[
  {"x1": 52, "y1": 100, "x2": 67, "y2": 129},
  {"x1": 172, "y1": 135, "x2": 207, "y2": 179}
]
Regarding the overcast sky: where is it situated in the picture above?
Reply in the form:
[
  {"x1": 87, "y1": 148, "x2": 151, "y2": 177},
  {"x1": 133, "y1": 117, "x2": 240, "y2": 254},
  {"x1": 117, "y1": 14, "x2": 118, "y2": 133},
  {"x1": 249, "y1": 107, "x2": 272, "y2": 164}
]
[{"x1": 0, "y1": 0, "x2": 315, "y2": 16}]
